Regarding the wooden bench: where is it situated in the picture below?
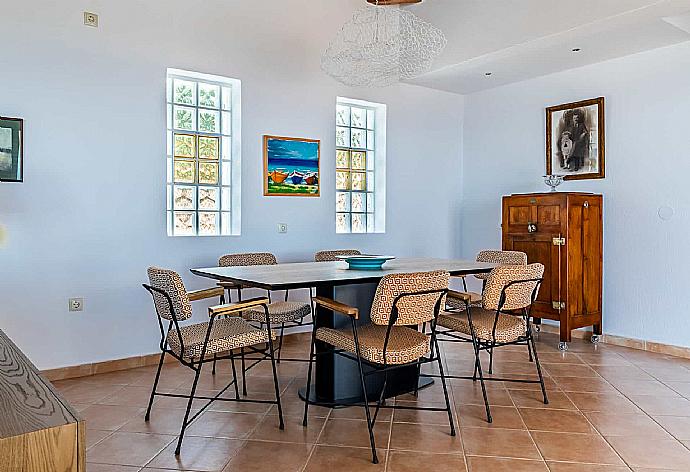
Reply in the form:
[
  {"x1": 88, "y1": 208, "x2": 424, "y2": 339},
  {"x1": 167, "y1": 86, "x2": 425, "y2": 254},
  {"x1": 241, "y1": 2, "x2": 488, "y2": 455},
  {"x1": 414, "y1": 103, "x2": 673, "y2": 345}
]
[{"x1": 0, "y1": 329, "x2": 85, "y2": 471}]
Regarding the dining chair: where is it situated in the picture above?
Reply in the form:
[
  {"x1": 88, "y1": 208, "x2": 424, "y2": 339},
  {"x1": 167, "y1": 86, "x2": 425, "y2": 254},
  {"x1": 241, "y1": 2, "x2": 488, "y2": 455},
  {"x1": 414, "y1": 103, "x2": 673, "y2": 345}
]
[
  {"x1": 218, "y1": 252, "x2": 312, "y2": 394},
  {"x1": 313, "y1": 249, "x2": 362, "y2": 262},
  {"x1": 434, "y1": 263, "x2": 547, "y2": 423},
  {"x1": 303, "y1": 270, "x2": 454, "y2": 464},
  {"x1": 142, "y1": 267, "x2": 284, "y2": 455},
  {"x1": 446, "y1": 250, "x2": 527, "y2": 311}
]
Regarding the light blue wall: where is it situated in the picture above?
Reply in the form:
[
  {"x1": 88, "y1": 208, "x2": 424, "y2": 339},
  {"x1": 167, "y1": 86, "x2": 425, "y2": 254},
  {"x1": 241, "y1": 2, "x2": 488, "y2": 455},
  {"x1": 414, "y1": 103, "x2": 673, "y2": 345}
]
[
  {"x1": 461, "y1": 42, "x2": 690, "y2": 347},
  {"x1": 0, "y1": 0, "x2": 464, "y2": 369}
]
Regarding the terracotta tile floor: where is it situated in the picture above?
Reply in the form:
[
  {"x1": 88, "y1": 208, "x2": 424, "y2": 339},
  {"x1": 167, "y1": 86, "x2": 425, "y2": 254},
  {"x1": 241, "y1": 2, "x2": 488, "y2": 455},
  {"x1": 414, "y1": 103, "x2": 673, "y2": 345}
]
[{"x1": 53, "y1": 332, "x2": 690, "y2": 471}]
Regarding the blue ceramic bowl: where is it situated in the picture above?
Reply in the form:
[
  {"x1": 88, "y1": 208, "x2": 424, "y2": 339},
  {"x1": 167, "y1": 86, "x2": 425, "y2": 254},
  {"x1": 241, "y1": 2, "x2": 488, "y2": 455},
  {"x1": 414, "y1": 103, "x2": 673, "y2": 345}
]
[{"x1": 335, "y1": 255, "x2": 396, "y2": 270}]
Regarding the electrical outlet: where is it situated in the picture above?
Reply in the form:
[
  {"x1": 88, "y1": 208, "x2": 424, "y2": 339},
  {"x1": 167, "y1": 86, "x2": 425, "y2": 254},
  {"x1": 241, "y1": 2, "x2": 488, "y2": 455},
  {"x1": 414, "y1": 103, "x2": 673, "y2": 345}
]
[
  {"x1": 69, "y1": 298, "x2": 84, "y2": 312},
  {"x1": 277, "y1": 223, "x2": 288, "y2": 234},
  {"x1": 83, "y1": 11, "x2": 99, "y2": 27}
]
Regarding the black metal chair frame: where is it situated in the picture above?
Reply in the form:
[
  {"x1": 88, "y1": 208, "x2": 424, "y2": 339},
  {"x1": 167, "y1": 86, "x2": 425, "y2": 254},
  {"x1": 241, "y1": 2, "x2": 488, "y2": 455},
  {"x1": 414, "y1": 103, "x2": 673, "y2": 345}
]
[
  {"x1": 302, "y1": 288, "x2": 455, "y2": 464},
  {"x1": 219, "y1": 283, "x2": 314, "y2": 396},
  {"x1": 142, "y1": 284, "x2": 284, "y2": 455},
  {"x1": 429, "y1": 278, "x2": 548, "y2": 424}
]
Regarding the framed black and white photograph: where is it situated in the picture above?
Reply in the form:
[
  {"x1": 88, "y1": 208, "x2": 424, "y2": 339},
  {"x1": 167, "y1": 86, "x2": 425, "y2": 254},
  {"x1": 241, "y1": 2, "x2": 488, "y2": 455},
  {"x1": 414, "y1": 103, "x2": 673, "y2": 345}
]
[
  {"x1": 546, "y1": 97, "x2": 604, "y2": 180},
  {"x1": 0, "y1": 116, "x2": 23, "y2": 182}
]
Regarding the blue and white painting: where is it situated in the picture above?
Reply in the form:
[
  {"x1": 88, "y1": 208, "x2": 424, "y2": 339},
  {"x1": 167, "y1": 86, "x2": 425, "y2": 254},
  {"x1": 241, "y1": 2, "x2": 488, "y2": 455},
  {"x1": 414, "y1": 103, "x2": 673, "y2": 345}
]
[{"x1": 264, "y1": 136, "x2": 320, "y2": 196}]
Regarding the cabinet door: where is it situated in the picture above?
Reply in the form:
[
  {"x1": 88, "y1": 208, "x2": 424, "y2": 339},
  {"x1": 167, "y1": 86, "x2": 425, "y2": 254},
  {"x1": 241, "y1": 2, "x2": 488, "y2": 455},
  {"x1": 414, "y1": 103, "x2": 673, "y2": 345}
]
[
  {"x1": 503, "y1": 234, "x2": 562, "y2": 321},
  {"x1": 567, "y1": 197, "x2": 603, "y2": 318}
]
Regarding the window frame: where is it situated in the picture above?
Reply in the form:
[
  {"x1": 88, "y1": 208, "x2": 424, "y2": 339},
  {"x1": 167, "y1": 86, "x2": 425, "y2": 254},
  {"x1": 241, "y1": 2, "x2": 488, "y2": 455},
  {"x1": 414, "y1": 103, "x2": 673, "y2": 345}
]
[
  {"x1": 166, "y1": 68, "x2": 242, "y2": 237},
  {"x1": 335, "y1": 97, "x2": 386, "y2": 234}
]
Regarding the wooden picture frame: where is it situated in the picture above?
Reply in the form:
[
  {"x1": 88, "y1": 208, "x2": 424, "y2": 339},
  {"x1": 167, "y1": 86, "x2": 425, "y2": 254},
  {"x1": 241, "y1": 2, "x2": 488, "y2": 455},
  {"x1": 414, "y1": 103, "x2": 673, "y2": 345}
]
[
  {"x1": 546, "y1": 97, "x2": 605, "y2": 180},
  {"x1": 0, "y1": 116, "x2": 23, "y2": 183},
  {"x1": 263, "y1": 135, "x2": 320, "y2": 197}
]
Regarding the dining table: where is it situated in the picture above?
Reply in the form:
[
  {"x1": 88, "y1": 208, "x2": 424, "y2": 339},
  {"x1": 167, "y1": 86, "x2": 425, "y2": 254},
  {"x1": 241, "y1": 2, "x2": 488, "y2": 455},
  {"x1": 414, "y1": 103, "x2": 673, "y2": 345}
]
[{"x1": 191, "y1": 257, "x2": 497, "y2": 406}]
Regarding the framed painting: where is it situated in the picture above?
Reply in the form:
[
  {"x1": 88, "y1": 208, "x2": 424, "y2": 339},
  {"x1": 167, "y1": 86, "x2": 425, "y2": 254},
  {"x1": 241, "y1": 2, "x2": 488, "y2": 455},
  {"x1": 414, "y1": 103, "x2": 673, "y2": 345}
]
[
  {"x1": 546, "y1": 97, "x2": 605, "y2": 180},
  {"x1": 263, "y1": 135, "x2": 320, "y2": 196},
  {"x1": 0, "y1": 117, "x2": 23, "y2": 182}
]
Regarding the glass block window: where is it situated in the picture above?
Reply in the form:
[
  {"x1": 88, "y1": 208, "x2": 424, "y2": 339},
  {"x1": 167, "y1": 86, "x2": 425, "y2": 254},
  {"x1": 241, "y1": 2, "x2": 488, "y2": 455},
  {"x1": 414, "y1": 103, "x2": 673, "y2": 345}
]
[
  {"x1": 336, "y1": 98, "x2": 386, "y2": 234},
  {"x1": 166, "y1": 69, "x2": 241, "y2": 236}
]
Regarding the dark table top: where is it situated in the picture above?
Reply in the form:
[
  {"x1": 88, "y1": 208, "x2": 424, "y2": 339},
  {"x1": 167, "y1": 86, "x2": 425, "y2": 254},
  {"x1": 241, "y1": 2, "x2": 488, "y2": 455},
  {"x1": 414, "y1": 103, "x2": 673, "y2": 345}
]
[{"x1": 191, "y1": 258, "x2": 498, "y2": 290}]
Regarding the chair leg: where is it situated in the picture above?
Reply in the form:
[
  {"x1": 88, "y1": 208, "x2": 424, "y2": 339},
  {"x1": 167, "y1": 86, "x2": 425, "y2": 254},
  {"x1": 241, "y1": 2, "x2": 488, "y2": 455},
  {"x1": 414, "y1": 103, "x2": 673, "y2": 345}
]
[
  {"x1": 488, "y1": 344, "x2": 495, "y2": 374},
  {"x1": 434, "y1": 337, "x2": 456, "y2": 436},
  {"x1": 145, "y1": 351, "x2": 166, "y2": 421},
  {"x1": 527, "y1": 337, "x2": 534, "y2": 363},
  {"x1": 229, "y1": 349, "x2": 240, "y2": 399},
  {"x1": 240, "y1": 347, "x2": 248, "y2": 396},
  {"x1": 472, "y1": 341, "x2": 492, "y2": 423},
  {"x1": 175, "y1": 362, "x2": 203, "y2": 455},
  {"x1": 212, "y1": 354, "x2": 218, "y2": 375},
  {"x1": 529, "y1": 334, "x2": 549, "y2": 404},
  {"x1": 372, "y1": 371, "x2": 388, "y2": 427},
  {"x1": 277, "y1": 322, "x2": 285, "y2": 363},
  {"x1": 266, "y1": 336, "x2": 285, "y2": 430},
  {"x1": 351, "y1": 320, "x2": 378, "y2": 464},
  {"x1": 302, "y1": 324, "x2": 318, "y2": 427}
]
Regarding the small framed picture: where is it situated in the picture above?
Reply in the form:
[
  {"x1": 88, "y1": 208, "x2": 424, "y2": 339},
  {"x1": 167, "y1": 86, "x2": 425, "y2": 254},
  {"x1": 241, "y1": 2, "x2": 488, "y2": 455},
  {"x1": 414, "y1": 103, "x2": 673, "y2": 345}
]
[
  {"x1": 546, "y1": 97, "x2": 604, "y2": 180},
  {"x1": 0, "y1": 117, "x2": 23, "y2": 182},
  {"x1": 263, "y1": 135, "x2": 320, "y2": 197}
]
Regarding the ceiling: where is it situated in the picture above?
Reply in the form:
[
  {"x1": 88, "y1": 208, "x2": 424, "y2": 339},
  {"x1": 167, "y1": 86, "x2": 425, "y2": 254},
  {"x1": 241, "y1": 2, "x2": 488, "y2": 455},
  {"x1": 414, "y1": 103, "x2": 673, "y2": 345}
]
[{"x1": 403, "y1": 0, "x2": 690, "y2": 94}]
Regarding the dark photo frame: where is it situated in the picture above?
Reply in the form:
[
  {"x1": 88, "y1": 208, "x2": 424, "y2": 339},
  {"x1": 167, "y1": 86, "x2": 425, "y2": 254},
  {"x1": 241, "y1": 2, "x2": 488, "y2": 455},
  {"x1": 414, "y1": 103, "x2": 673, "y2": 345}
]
[
  {"x1": 546, "y1": 97, "x2": 605, "y2": 180},
  {"x1": 0, "y1": 117, "x2": 23, "y2": 182}
]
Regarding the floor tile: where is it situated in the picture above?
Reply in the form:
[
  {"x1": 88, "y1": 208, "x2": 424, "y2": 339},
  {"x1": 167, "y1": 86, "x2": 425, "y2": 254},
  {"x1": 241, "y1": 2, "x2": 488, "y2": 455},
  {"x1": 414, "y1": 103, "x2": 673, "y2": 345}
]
[
  {"x1": 96, "y1": 385, "x2": 158, "y2": 407},
  {"x1": 80, "y1": 404, "x2": 144, "y2": 431},
  {"x1": 61, "y1": 381, "x2": 126, "y2": 404},
  {"x1": 628, "y1": 395, "x2": 690, "y2": 416},
  {"x1": 87, "y1": 464, "x2": 141, "y2": 472},
  {"x1": 652, "y1": 415, "x2": 690, "y2": 440},
  {"x1": 552, "y1": 377, "x2": 617, "y2": 394},
  {"x1": 453, "y1": 384, "x2": 515, "y2": 406},
  {"x1": 185, "y1": 410, "x2": 263, "y2": 439},
  {"x1": 393, "y1": 401, "x2": 453, "y2": 425},
  {"x1": 119, "y1": 407, "x2": 199, "y2": 435},
  {"x1": 466, "y1": 456, "x2": 548, "y2": 471},
  {"x1": 530, "y1": 431, "x2": 624, "y2": 465},
  {"x1": 584, "y1": 412, "x2": 671, "y2": 438},
  {"x1": 85, "y1": 429, "x2": 112, "y2": 450},
  {"x1": 546, "y1": 462, "x2": 630, "y2": 471},
  {"x1": 318, "y1": 418, "x2": 391, "y2": 449},
  {"x1": 457, "y1": 404, "x2": 526, "y2": 429},
  {"x1": 87, "y1": 431, "x2": 175, "y2": 467},
  {"x1": 607, "y1": 435, "x2": 690, "y2": 469},
  {"x1": 221, "y1": 440, "x2": 313, "y2": 472},
  {"x1": 249, "y1": 414, "x2": 325, "y2": 443},
  {"x1": 509, "y1": 389, "x2": 574, "y2": 410},
  {"x1": 519, "y1": 407, "x2": 595, "y2": 433},
  {"x1": 388, "y1": 451, "x2": 466, "y2": 472},
  {"x1": 461, "y1": 427, "x2": 541, "y2": 459},
  {"x1": 543, "y1": 363, "x2": 600, "y2": 378},
  {"x1": 303, "y1": 445, "x2": 385, "y2": 471},
  {"x1": 389, "y1": 422, "x2": 462, "y2": 454},
  {"x1": 609, "y1": 379, "x2": 681, "y2": 397},
  {"x1": 147, "y1": 436, "x2": 244, "y2": 471},
  {"x1": 564, "y1": 391, "x2": 641, "y2": 414}
]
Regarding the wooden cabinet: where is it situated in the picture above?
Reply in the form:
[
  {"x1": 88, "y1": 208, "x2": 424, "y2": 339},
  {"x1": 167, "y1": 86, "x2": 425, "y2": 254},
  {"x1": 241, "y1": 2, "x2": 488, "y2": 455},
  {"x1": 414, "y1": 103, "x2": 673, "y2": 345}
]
[
  {"x1": 0, "y1": 330, "x2": 85, "y2": 472},
  {"x1": 502, "y1": 192, "x2": 603, "y2": 347}
]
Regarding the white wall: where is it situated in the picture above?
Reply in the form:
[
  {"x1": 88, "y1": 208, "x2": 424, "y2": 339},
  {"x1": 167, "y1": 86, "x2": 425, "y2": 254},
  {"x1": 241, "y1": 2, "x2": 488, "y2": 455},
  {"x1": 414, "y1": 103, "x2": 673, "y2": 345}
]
[
  {"x1": 462, "y1": 42, "x2": 690, "y2": 347},
  {"x1": 0, "y1": 0, "x2": 464, "y2": 369}
]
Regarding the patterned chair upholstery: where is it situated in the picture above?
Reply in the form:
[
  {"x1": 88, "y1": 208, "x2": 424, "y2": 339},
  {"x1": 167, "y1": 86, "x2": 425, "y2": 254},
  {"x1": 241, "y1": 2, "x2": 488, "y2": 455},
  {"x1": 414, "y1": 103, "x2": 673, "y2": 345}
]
[
  {"x1": 147, "y1": 267, "x2": 271, "y2": 360},
  {"x1": 439, "y1": 263, "x2": 544, "y2": 343},
  {"x1": 314, "y1": 249, "x2": 362, "y2": 262},
  {"x1": 315, "y1": 271, "x2": 449, "y2": 365},
  {"x1": 446, "y1": 250, "x2": 527, "y2": 311},
  {"x1": 218, "y1": 253, "x2": 311, "y2": 324}
]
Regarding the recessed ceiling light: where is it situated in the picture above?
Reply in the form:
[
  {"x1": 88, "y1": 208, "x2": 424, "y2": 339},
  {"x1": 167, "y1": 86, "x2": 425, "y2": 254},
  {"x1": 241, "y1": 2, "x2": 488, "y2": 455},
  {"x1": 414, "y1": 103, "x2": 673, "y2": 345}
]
[
  {"x1": 485, "y1": 72, "x2": 492, "y2": 76},
  {"x1": 572, "y1": 48, "x2": 581, "y2": 52}
]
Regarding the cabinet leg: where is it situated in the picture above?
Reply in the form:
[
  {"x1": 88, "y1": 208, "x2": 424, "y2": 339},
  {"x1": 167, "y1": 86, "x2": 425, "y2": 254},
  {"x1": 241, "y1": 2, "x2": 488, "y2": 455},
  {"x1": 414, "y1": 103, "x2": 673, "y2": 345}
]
[
  {"x1": 533, "y1": 317, "x2": 541, "y2": 333},
  {"x1": 593, "y1": 323, "x2": 602, "y2": 335}
]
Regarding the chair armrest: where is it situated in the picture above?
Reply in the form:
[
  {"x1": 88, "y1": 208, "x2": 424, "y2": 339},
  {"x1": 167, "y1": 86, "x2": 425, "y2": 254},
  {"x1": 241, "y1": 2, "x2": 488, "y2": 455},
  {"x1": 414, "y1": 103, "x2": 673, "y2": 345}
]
[
  {"x1": 447, "y1": 290, "x2": 482, "y2": 303},
  {"x1": 188, "y1": 287, "x2": 225, "y2": 301},
  {"x1": 208, "y1": 297, "x2": 269, "y2": 317},
  {"x1": 312, "y1": 296, "x2": 359, "y2": 319}
]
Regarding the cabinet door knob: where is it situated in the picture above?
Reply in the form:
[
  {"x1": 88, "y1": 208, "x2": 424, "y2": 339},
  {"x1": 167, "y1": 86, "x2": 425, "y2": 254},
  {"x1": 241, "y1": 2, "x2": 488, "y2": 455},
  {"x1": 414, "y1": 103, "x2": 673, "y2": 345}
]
[{"x1": 584, "y1": 201, "x2": 589, "y2": 208}]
